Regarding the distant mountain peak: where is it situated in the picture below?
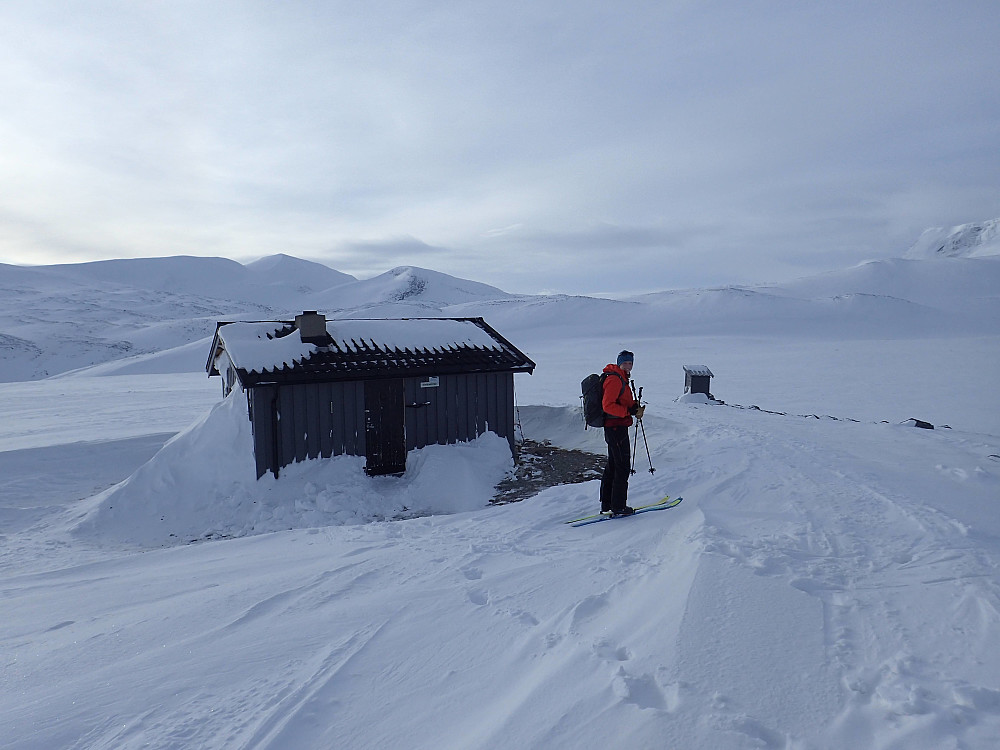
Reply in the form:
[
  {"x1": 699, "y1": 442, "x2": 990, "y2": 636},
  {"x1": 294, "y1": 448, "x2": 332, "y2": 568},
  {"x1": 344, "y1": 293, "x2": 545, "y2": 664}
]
[
  {"x1": 906, "y1": 218, "x2": 1000, "y2": 259},
  {"x1": 246, "y1": 254, "x2": 354, "y2": 279},
  {"x1": 244, "y1": 253, "x2": 299, "y2": 270},
  {"x1": 305, "y1": 265, "x2": 511, "y2": 312},
  {"x1": 387, "y1": 267, "x2": 428, "y2": 301},
  {"x1": 377, "y1": 266, "x2": 509, "y2": 302}
]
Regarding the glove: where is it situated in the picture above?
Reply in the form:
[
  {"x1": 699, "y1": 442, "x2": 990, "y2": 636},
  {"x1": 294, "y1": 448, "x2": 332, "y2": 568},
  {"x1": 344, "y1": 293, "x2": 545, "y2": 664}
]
[{"x1": 630, "y1": 404, "x2": 645, "y2": 420}]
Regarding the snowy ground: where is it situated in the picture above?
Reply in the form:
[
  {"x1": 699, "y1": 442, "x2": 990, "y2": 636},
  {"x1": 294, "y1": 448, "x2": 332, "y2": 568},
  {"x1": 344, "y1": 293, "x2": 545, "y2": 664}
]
[
  {"x1": 3, "y1": 330, "x2": 1000, "y2": 749},
  {"x1": 2, "y1": 250, "x2": 1000, "y2": 748}
]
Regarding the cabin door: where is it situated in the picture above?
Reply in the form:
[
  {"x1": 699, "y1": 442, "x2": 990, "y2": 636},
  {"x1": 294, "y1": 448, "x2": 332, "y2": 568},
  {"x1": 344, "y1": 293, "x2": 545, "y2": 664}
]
[{"x1": 364, "y1": 378, "x2": 406, "y2": 475}]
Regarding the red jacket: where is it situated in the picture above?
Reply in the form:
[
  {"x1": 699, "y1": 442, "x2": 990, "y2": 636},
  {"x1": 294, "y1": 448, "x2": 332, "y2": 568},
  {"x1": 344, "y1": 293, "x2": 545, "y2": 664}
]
[{"x1": 602, "y1": 364, "x2": 635, "y2": 427}]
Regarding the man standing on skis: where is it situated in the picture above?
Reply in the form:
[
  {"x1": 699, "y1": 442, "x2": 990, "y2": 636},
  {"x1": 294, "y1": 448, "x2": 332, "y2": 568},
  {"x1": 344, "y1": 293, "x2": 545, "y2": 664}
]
[{"x1": 601, "y1": 350, "x2": 644, "y2": 516}]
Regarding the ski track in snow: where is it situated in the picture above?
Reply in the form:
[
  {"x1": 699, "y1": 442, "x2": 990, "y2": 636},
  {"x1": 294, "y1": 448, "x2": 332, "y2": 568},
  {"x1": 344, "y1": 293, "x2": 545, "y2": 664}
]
[{"x1": 657, "y1": 408, "x2": 1000, "y2": 749}]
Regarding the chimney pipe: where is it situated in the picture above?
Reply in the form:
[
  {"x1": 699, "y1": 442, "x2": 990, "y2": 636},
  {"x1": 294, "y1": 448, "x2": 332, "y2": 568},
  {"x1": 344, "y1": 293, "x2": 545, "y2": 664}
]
[{"x1": 295, "y1": 311, "x2": 328, "y2": 344}]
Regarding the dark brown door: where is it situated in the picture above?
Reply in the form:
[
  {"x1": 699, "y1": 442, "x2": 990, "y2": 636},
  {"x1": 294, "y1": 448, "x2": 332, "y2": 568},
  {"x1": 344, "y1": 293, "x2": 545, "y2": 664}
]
[{"x1": 364, "y1": 378, "x2": 406, "y2": 475}]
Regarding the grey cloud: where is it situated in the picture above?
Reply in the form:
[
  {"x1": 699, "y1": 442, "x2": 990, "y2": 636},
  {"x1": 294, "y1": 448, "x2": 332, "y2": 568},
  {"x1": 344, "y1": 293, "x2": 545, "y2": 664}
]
[
  {"x1": 506, "y1": 224, "x2": 707, "y2": 253},
  {"x1": 0, "y1": 2, "x2": 998, "y2": 294},
  {"x1": 326, "y1": 237, "x2": 456, "y2": 278}
]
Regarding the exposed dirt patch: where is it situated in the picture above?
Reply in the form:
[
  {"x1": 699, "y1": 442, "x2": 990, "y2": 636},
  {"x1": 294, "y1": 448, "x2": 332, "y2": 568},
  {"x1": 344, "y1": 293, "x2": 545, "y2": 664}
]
[{"x1": 492, "y1": 439, "x2": 606, "y2": 504}]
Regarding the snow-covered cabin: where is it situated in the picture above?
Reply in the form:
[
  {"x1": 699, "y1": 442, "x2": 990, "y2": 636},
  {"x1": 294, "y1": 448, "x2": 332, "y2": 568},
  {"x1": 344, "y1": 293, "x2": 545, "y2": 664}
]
[
  {"x1": 206, "y1": 312, "x2": 535, "y2": 478},
  {"x1": 683, "y1": 365, "x2": 714, "y2": 397}
]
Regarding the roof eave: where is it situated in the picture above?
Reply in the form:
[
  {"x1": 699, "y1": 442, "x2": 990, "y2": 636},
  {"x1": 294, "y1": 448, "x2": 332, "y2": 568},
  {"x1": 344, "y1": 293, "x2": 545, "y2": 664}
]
[
  {"x1": 205, "y1": 324, "x2": 227, "y2": 376},
  {"x1": 238, "y1": 361, "x2": 533, "y2": 388}
]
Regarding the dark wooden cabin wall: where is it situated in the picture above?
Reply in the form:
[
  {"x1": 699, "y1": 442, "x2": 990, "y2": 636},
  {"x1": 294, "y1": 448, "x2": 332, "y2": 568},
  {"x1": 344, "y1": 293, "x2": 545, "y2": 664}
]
[
  {"x1": 404, "y1": 371, "x2": 514, "y2": 452},
  {"x1": 251, "y1": 372, "x2": 516, "y2": 477}
]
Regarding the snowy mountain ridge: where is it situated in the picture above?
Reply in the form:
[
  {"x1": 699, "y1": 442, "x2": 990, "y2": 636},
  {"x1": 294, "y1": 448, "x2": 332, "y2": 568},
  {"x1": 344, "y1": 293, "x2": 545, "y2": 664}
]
[
  {"x1": 37, "y1": 253, "x2": 357, "y2": 307},
  {"x1": 3, "y1": 246, "x2": 999, "y2": 382},
  {"x1": 0, "y1": 259, "x2": 511, "y2": 381},
  {"x1": 905, "y1": 217, "x2": 1000, "y2": 259}
]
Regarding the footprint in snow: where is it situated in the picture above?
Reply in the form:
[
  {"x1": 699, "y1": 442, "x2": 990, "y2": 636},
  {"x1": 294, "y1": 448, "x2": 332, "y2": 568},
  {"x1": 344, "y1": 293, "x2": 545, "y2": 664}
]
[
  {"x1": 612, "y1": 667, "x2": 668, "y2": 710},
  {"x1": 462, "y1": 566, "x2": 484, "y2": 580},
  {"x1": 570, "y1": 593, "x2": 609, "y2": 629},
  {"x1": 508, "y1": 609, "x2": 539, "y2": 626},
  {"x1": 593, "y1": 638, "x2": 631, "y2": 662},
  {"x1": 953, "y1": 683, "x2": 1000, "y2": 713},
  {"x1": 467, "y1": 588, "x2": 489, "y2": 606},
  {"x1": 717, "y1": 713, "x2": 787, "y2": 748}
]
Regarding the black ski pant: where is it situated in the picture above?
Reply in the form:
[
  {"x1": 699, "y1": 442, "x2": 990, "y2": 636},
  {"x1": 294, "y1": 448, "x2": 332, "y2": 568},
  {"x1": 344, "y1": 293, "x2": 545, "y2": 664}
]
[{"x1": 601, "y1": 425, "x2": 631, "y2": 512}]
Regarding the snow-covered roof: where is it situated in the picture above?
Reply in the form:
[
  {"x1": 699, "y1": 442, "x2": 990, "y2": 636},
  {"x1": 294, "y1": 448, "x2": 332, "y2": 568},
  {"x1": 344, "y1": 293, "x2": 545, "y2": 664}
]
[
  {"x1": 208, "y1": 317, "x2": 534, "y2": 384},
  {"x1": 683, "y1": 365, "x2": 714, "y2": 377},
  {"x1": 327, "y1": 318, "x2": 504, "y2": 355}
]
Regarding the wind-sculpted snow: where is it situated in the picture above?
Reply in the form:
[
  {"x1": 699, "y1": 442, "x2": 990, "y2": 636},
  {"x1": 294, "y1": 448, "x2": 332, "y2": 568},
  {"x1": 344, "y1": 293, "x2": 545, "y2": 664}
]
[
  {"x1": 676, "y1": 411, "x2": 1000, "y2": 747},
  {"x1": 2, "y1": 244, "x2": 1000, "y2": 748},
  {"x1": 71, "y1": 391, "x2": 515, "y2": 547},
  {"x1": 2, "y1": 369, "x2": 999, "y2": 748}
]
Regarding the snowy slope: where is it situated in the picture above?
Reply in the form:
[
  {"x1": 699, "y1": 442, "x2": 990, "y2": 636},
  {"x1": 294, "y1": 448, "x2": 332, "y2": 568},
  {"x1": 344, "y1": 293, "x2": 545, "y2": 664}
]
[
  {"x1": 43, "y1": 254, "x2": 356, "y2": 308},
  {"x1": 307, "y1": 265, "x2": 514, "y2": 314},
  {"x1": 629, "y1": 256, "x2": 1000, "y2": 338},
  {"x1": 7, "y1": 257, "x2": 1000, "y2": 382},
  {"x1": 906, "y1": 217, "x2": 1000, "y2": 259},
  {"x1": 2, "y1": 233, "x2": 1000, "y2": 748},
  {"x1": 0, "y1": 259, "x2": 507, "y2": 381},
  {"x1": 4, "y1": 244, "x2": 999, "y2": 382},
  {"x1": 771, "y1": 255, "x2": 1000, "y2": 310},
  {"x1": 244, "y1": 253, "x2": 357, "y2": 293},
  {"x1": 2, "y1": 353, "x2": 999, "y2": 749},
  {"x1": 0, "y1": 260, "x2": 272, "y2": 381}
]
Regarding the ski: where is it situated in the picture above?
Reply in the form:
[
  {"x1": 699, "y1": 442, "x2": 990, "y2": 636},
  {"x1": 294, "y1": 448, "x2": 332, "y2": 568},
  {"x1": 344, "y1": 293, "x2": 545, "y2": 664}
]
[
  {"x1": 563, "y1": 496, "x2": 675, "y2": 524},
  {"x1": 570, "y1": 497, "x2": 683, "y2": 527}
]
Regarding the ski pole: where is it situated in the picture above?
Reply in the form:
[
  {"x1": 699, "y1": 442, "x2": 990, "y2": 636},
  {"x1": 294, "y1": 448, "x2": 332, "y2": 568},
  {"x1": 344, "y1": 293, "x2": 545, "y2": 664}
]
[
  {"x1": 630, "y1": 383, "x2": 640, "y2": 474},
  {"x1": 630, "y1": 416, "x2": 639, "y2": 475},
  {"x1": 630, "y1": 383, "x2": 642, "y2": 474},
  {"x1": 632, "y1": 382, "x2": 656, "y2": 474},
  {"x1": 638, "y1": 416, "x2": 655, "y2": 474}
]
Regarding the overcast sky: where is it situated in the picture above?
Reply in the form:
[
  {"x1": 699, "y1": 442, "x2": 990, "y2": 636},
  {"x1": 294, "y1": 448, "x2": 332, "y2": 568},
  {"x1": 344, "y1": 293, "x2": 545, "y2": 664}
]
[{"x1": 1, "y1": 1, "x2": 998, "y2": 294}]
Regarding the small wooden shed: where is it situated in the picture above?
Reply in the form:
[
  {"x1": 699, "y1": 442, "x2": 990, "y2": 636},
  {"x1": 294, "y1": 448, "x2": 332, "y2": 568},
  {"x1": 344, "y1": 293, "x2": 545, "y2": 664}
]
[
  {"x1": 206, "y1": 313, "x2": 535, "y2": 478},
  {"x1": 683, "y1": 365, "x2": 714, "y2": 396}
]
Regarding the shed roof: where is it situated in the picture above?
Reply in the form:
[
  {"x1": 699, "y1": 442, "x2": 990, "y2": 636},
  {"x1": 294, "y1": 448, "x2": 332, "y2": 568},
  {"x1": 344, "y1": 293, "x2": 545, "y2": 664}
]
[
  {"x1": 207, "y1": 317, "x2": 535, "y2": 386},
  {"x1": 683, "y1": 365, "x2": 714, "y2": 377}
]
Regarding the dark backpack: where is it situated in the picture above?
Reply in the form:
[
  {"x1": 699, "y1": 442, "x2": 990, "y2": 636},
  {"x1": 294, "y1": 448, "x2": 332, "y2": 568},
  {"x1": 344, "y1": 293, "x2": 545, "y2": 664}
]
[{"x1": 581, "y1": 371, "x2": 626, "y2": 429}]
